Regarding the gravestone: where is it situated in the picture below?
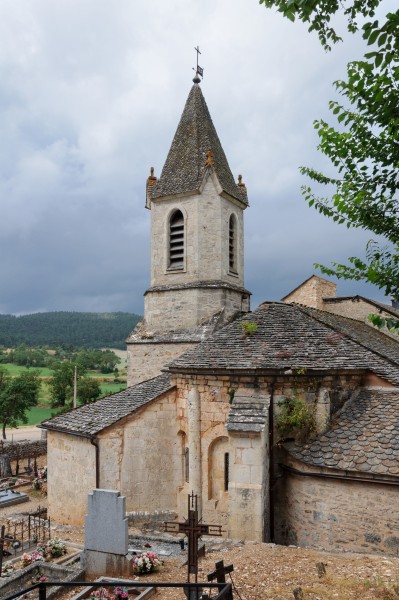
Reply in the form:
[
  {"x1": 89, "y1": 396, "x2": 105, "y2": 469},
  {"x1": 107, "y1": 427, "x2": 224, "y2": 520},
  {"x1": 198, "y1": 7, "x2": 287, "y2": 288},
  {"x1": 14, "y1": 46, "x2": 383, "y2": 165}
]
[{"x1": 83, "y1": 489, "x2": 130, "y2": 579}]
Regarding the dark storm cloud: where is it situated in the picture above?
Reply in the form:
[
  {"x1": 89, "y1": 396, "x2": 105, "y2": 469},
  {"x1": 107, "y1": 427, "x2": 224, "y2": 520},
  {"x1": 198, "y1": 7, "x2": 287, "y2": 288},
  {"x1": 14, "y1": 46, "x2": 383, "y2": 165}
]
[{"x1": 0, "y1": 0, "x2": 391, "y2": 316}]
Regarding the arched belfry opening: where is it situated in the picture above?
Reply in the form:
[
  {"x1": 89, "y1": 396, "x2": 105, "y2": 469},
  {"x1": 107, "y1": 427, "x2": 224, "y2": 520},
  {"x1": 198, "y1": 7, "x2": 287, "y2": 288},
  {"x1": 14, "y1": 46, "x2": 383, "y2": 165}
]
[
  {"x1": 169, "y1": 210, "x2": 184, "y2": 270},
  {"x1": 229, "y1": 214, "x2": 237, "y2": 274}
]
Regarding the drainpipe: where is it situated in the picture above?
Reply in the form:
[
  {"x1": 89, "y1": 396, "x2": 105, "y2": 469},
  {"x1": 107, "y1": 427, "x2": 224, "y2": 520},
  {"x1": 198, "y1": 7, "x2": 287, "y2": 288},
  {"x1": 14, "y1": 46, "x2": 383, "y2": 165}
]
[
  {"x1": 268, "y1": 381, "x2": 276, "y2": 543},
  {"x1": 90, "y1": 437, "x2": 100, "y2": 489}
]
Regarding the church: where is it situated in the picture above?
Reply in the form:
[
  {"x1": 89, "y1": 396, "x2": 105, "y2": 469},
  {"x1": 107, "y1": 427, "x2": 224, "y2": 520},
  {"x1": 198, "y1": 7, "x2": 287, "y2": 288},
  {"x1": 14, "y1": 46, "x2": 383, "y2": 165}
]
[{"x1": 40, "y1": 76, "x2": 399, "y2": 557}]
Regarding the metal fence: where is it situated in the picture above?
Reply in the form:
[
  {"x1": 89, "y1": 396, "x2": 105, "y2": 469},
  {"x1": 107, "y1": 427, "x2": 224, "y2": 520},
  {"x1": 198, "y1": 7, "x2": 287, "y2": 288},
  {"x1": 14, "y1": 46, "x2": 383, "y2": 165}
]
[
  {"x1": 4, "y1": 579, "x2": 234, "y2": 600},
  {"x1": 1, "y1": 506, "x2": 50, "y2": 556}
]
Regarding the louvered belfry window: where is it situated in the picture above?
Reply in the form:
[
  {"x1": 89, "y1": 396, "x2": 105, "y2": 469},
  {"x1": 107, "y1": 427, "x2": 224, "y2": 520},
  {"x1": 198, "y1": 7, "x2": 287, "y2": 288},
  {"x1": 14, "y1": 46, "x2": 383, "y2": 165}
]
[
  {"x1": 229, "y1": 214, "x2": 237, "y2": 273},
  {"x1": 169, "y1": 210, "x2": 184, "y2": 269}
]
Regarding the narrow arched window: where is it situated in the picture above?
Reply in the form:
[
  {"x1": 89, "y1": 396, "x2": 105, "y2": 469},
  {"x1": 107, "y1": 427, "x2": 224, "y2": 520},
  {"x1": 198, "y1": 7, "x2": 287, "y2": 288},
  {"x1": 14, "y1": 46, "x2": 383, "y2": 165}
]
[
  {"x1": 229, "y1": 214, "x2": 237, "y2": 273},
  {"x1": 224, "y1": 452, "x2": 229, "y2": 491},
  {"x1": 169, "y1": 210, "x2": 184, "y2": 269},
  {"x1": 184, "y1": 448, "x2": 189, "y2": 483}
]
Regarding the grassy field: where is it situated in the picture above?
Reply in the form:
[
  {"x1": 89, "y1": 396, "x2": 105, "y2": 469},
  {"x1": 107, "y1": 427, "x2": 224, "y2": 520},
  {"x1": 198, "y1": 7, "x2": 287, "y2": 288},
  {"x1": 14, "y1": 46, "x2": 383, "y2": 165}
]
[
  {"x1": 0, "y1": 363, "x2": 55, "y2": 376},
  {"x1": 0, "y1": 359, "x2": 127, "y2": 426}
]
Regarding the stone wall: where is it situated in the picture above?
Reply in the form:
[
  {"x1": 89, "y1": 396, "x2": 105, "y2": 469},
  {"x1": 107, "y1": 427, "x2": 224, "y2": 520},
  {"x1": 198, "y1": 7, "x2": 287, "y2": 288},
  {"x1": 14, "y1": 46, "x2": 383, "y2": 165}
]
[
  {"x1": 0, "y1": 439, "x2": 47, "y2": 460},
  {"x1": 144, "y1": 286, "x2": 245, "y2": 333},
  {"x1": 283, "y1": 276, "x2": 337, "y2": 309},
  {"x1": 174, "y1": 371, "x2": 361, "y2": 543},
  {"x1": 99, "y1": 388, "x2": 180, "y2": 514},
  {"x1": 275, "y1": 455, "x2": 399, "y2": 556},
  {"x1": 47, "y1": 431, "x2": 96, "y2": 525},
  {"x1": 149, "y1": 177, "x2": 245, "y2": 289},
  {"x1": 323, "y1": 298, "x2": 399, "y2": 340},
  {"x1": 126, "y1": 341, "x2": 195, "y2": 386}
]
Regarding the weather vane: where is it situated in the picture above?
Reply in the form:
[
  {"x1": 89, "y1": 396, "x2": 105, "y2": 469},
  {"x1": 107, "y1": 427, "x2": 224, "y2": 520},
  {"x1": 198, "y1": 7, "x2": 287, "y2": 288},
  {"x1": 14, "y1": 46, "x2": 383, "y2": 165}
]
[{"x1": 192, "y1": 46, "x2": 204, "y2": 83}]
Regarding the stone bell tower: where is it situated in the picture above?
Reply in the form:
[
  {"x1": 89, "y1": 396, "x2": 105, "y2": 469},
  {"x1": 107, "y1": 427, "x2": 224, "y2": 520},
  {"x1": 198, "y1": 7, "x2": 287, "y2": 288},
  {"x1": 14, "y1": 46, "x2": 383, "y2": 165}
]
[{"x1": 127, "y1": 79, "x2": 251, "y2": 385}]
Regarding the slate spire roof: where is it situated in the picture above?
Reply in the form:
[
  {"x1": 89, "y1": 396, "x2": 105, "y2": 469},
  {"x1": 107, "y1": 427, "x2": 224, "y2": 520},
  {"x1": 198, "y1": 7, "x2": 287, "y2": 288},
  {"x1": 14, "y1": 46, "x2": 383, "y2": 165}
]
[{"x1": 152, "y1": 84, "x2": 248, "y2": 204}]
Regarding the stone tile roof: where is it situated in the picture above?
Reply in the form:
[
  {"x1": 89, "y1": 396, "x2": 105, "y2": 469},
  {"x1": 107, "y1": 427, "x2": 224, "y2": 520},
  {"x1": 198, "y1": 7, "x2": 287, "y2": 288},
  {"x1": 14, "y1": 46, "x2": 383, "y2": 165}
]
[
  {"x1": 152, "y1": 84, "x2": 248, "y2": 204},
  {"x1": 39, "y1": 374, "x2": 174, "y2": 436},
  {"x1": 167, "y1": 302, "x2": 399, "y2": 384},
  {"x1": 226, "y1": 394, "x2": 269, "y2": 433},
  {"x1": 298, "y1": 305, "x2": 399, "y2": 383},
  {"x1": 287, "y1": 389, "x2": 399, "y2": 477}
]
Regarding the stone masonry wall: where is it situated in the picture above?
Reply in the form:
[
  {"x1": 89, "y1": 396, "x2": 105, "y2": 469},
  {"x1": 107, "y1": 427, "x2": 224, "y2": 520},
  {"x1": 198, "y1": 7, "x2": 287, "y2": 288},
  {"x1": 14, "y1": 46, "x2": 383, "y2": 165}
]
[
  {"x1": 99, "y1": 388, "x2": 180, "y2": 514},
  {"x1": 150, "y1": 177, "x2": 244, "y2": 289},
  {"x1": 144, "y1": 286, "x2": 245, "y2": 332},
  {"x1": 283, "y1": 276, "x2": 337, "y2": 309},
  {"x1": 47, "y1": 431, "x2": 96, "y2": 525},
  {"x1": 174, "y1": 372, "x2": 361, "y2": 542},
  {"x1": 323, "y1": 298, "x2": 399, "y2": 339},
  {"x1": 275, "y1": 456, "x2": 399, "y2": 556},
  {"x1": 126, "y1": 341, "x2": 195, "y2": 386},
  {"x1": 0, "y1": 439, "x2": 47, "y2": 460}
]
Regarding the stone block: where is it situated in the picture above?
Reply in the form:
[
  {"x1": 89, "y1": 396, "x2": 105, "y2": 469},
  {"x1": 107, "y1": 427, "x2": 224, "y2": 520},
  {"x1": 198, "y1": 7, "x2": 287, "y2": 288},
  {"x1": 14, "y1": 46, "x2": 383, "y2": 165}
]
[
  {"x1": 242, "y1": 448, "x2": 263, "y2": 466},
  {"x1": 83, "y1": 550, "x2": 131, "y2": 580}
]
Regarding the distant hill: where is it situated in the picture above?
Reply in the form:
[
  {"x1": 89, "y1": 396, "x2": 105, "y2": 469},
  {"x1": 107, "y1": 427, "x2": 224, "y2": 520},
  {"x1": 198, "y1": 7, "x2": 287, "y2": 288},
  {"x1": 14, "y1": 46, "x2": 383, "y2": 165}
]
[{"x1": 0, "y1": 312, "x2": 141, "y2": 349}]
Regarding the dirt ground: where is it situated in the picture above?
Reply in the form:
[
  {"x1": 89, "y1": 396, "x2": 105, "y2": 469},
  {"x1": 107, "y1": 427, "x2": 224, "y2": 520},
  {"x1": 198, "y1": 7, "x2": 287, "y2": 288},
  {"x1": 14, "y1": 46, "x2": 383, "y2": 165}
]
[
  {"x1": 53, "y1": 540, "x2": 399, "y2": 600},
  {"x1": 1, "y1": 490, "x2": 398, "y2": 600}
]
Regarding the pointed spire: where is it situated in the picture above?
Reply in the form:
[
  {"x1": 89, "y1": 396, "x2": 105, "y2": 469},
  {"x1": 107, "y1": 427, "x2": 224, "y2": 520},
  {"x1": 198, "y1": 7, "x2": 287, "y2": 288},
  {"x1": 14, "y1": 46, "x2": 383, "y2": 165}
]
[{"x1": 152, "y1": 85, "x2": 248, "y2": 204}]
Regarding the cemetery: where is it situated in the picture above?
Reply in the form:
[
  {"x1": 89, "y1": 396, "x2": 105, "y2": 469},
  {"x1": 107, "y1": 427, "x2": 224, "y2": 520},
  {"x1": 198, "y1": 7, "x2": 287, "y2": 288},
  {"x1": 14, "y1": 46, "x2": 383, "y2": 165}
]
[{"x1": 0, "y1": 475, "x2": 398, "y2": 600}]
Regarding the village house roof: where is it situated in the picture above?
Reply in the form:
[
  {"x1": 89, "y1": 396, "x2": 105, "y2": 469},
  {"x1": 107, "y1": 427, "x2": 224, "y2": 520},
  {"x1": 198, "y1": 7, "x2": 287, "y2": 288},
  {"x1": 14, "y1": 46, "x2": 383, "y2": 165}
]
[
  {"x1": 166, "y1": 302, "x2": 399, "y2": 384},
  {"x1": 39, "y1": 374, "x2": 174, "y2": 436},
  {"x1": 287, "y1": 388, "x2": 399, "y2": 477},
  {"x1": 322, "y1": 294, "x2": 399, "y2": 318},
  {"x1": 151, "y1": 84, "x2": 248, "y2": 205}
]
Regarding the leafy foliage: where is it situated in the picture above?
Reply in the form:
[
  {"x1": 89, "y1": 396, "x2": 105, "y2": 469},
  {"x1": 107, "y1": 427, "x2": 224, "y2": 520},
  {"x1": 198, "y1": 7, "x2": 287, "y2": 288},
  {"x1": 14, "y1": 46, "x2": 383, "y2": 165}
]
[
  {"x1": 259, "y1": 0, "x2": 381, "y2": 49},
  {"x1": 0, "y1": 312, "x2": 140, "y2": 349},
  {"x1": 48, "y1": 360, "x2": 104, "y2": 408},
  {"x1": 48, "y1": 362, "x2": 85, "y2": 407},
  {"x1": 77, "y1": 377, "x2": 101, "y2": 405},
  {"x1": 260, "y1": 1, "x2": 399, "y2": 298},
  {"x1": 241, "y1": 321, "x2": 258, "y2": 335},
  {"x1": 0, "y1": 368, "x2": 41, "y2": 439},
  {"x1": 276, "y1": 395, "x2": 316, "y2": 439}
]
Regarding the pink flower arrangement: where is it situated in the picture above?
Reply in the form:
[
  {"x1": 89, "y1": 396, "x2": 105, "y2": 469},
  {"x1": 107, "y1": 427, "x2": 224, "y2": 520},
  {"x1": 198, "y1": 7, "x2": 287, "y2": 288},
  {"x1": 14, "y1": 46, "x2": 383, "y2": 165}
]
[
  {"x1": 89, "y1": 587, "x2": 128, "y2": 600},
  {"x1": 21, "y1": 538, "x2": 66, "y2": 567},
  {"x1": 132, "y1": 551, "x2": 163, "y2": 574}
]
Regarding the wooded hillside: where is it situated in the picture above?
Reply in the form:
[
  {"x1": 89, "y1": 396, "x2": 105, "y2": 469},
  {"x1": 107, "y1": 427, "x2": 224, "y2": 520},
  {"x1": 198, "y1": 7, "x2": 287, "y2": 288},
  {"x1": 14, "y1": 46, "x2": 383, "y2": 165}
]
[{"x1": 0, "y1": 312, "x2": 141, "y2": 349}]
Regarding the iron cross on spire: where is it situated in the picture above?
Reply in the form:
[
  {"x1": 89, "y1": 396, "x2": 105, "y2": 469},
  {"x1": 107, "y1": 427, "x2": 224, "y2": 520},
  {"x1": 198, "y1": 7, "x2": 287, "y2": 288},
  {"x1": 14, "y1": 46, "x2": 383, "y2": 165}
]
[
  {"x1": 192, "y1": 46, "x2": 204, "y2": 83},
  {"x1": 164, "y1": 492, "x2": 223, "y2": 582}
]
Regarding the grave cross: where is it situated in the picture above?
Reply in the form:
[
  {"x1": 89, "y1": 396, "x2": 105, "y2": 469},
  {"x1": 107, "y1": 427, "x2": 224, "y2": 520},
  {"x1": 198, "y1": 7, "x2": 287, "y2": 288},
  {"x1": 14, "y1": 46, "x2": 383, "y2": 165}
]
[
  {"x1": 207, "y1": 559, "x2": 234, "y2": 584},
  {"x1": 164, "y1": 491, "x2": 223, "y2": 582}
]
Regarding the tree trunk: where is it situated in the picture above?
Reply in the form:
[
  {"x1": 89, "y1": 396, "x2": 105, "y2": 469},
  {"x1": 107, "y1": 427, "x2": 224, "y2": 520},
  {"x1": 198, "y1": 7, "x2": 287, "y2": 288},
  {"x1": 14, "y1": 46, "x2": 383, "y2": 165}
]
[{"x1": 2, "y1": 424, "x2": 6, "y2": 441}]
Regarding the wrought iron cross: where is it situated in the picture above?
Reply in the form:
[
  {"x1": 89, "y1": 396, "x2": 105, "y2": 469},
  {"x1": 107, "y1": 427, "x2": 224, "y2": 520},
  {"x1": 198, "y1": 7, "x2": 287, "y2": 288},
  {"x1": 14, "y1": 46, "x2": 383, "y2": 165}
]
[
  {"x1": 193, "y1": 46, "x2": 204, "y2": 80},
  {"x1": 164, "y1": 492, "x2": 223, "y2": 582}
]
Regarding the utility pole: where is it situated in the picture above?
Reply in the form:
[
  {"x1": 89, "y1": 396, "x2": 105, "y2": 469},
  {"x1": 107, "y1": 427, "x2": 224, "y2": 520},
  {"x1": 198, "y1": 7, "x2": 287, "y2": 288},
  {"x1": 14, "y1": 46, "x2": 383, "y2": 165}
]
[{"x1": 73, "y1": 365, "x2": 77, "y2": 408}]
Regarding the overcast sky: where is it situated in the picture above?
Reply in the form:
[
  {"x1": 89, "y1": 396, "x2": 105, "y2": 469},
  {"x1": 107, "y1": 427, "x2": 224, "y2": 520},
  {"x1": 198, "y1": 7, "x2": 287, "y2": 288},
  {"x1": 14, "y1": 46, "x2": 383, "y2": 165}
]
[{"x1": 0, "y1": 0, "x2": 394, "y2": 316}]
